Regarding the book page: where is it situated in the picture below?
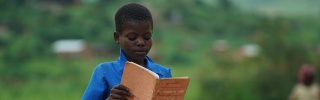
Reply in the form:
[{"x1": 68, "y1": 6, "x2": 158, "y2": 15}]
[
  {"x1": 152, "y1": 77, "x2": 190, "y2": 100},
  {"x1": 129, "y1": 61, "x2": 159, "y2": 78}
]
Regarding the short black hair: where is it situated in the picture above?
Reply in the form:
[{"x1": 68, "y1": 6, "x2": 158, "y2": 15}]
[
  {"x1": 115, "y1": 3, "x2": 153, "y2": 33},
  {"x1": 304, "y1": 73, "x2": 314, "y2": 86}
]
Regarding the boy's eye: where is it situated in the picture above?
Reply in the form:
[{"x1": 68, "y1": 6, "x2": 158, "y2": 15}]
[
  {"x1": 127, "y1": 34, "x2": 137, "y2": 41},
  {"x1": 144, "y1": 37, "x2": 150, "y2": 40},
  {"x1": 144, "y1": 34, "x2": 152, "y2": 40}
]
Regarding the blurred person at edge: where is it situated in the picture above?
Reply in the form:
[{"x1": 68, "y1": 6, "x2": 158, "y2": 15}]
[{"x1": 289, "y1": 64, "x2": 320, "y2": 100}]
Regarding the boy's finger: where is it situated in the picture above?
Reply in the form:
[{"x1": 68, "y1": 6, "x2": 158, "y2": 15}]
[
  {"x1": 111, "y1": 87, "x2": 132, "y2": 96},
  {"x1": 109, "y1": 93, "x2": 123, "y2": 99},
  {"x1": 114, "y1": 85, "x2": 131, "y2": 93},
  {"x1": 117, "y1": 84, "x2": 130, "y2": 91},
  {"x1": 118, "y1": 85, "x2": 132, "y2": 96}
]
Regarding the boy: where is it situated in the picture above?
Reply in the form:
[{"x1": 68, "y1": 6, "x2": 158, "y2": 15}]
[{"x1": 82, "y1": 3, "x2": 172, "y2": 100}]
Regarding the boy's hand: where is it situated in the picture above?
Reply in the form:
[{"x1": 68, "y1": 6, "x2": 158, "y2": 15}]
[{"x1": 106, "y1": 84, "x2": 132, "y2": 100}]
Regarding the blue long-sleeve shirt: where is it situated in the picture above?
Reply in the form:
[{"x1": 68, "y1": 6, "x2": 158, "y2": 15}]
[{"x1": 82, "y1": 49, "x2": 172, "y2": 100}]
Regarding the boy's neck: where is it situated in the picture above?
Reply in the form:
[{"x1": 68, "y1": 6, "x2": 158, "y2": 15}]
[
  {"x1": 128, "y1": 58, "x2": 146, "y2": 67},
  {"x1": 121, "y1": 51, "x2": 147, "y2": 67}
]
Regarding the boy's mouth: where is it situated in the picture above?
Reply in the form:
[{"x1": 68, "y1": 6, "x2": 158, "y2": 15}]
[
  {"x1": 133, "y1": 50, "x2": 147, "y2": 55},
  {"x1": 134, "y1": 52, "x2": 146, "y2": 55}
]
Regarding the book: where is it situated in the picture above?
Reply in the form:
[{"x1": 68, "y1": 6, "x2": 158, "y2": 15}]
[{"x1": 121, "y1": 61, "x2": 190, "y2": 100}]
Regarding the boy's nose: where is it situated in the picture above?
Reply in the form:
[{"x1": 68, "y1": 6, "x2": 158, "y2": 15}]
[{"x1": 136, "y1": 38, "x2": 145, "y2": 46}]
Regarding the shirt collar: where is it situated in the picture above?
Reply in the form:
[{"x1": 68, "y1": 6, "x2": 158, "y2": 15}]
[{"x1": 117, "y1": 49, "x2": 164, "y2": 76}]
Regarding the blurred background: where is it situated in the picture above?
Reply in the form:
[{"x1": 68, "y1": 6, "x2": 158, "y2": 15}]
[{"x1": 0, "y1": 0, "x2": 320, "y2": 100}]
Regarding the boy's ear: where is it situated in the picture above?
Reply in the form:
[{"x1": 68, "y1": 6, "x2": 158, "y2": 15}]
[{"x1": 114, "y1": 32, "x2": 120, "y2": 44}]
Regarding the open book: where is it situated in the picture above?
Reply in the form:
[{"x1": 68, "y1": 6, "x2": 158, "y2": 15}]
[{"x1": 121, "y1": 61, "x2": 190, "y2": 100}]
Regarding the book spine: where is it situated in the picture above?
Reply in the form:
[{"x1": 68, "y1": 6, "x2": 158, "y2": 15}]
[{"x1": 151, "y1": 79, "x2": 161, "y2": 100}]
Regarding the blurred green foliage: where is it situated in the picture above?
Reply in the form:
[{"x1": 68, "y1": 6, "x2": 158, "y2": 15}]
[{"x1": 1, "y1": 0, "x2": 320, "y2": 100}]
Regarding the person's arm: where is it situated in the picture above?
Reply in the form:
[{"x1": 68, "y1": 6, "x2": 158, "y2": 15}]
[
  {"x1": 82, "y1": 64, "x2": 132, "y2": 100},
  {"x1": 82, "y1": 65, "x2": 108, "y2": 100},
  {"x1": 289, "y1": 85, "x2": 297, "y2": 100},
  {"x1": 317, "y1": 84, "x2": 320, "y2": 100}
]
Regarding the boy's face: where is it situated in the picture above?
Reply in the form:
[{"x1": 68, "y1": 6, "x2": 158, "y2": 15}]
[{"x1": 114, "y1": 22, "x2": 152, "y2": 63}]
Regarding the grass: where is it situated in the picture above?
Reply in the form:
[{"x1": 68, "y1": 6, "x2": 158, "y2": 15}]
[{"x1": 0, "y1": 57, "x2": 106, "y2": 100}]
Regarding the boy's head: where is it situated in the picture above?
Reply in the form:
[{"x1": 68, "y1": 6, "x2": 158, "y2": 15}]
[
  {"x1": 114, "y1": 3, "x2": 153, "y2": 64},
  {"x1": 115, "y1": 3, "x2": 153, "y2": 33}
]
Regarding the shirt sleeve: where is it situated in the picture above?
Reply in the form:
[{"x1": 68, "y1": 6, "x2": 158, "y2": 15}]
[
  {"x1": 82, "y1": 64, "x2": 108, "y2": 100},
  {"x1": 166, "y1": 68, "x2": 172, "y2": 78}
]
